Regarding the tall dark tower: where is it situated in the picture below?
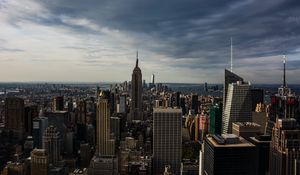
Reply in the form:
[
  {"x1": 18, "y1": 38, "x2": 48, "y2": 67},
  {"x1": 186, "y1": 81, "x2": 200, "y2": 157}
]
[
  {"x1": 130, "y1": 52, "x2": 143, "y2": 121},
  {"x1": 266, "y1": 56, "x2": 300, "y2": 135},
  {"x1": 5, "y1": 97, "x2": 25, "y2": 139}
]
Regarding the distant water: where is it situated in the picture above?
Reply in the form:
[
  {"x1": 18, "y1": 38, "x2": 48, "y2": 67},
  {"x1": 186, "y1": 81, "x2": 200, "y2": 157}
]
[
  {"x1": 164, "y1": 83, "x2": 222, "y2": 97},
  {"x1": 164, "y1": 83, "x2": 300, "y2": 100}
]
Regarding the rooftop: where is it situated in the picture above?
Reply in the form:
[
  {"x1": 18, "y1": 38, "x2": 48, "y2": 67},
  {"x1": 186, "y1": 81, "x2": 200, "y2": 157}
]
[
  {"x1": 208, "y1": 134, "x2": 255, "y2": 148},
  {"x1": 233, "y1": 122, "x2": 261, "y2": 127}
]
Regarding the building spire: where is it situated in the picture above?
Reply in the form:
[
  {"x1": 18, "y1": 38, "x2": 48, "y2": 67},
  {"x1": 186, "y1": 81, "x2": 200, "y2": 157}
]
[
  {"x1": 230, "y1": 37, "x2": 233, "y2": 72},
  {"x1": 283, "y1": 55, "x2": 286, "y2": 87},
  {"x1": 136, "y1": 50, "x2": 139, "y2": 67}
]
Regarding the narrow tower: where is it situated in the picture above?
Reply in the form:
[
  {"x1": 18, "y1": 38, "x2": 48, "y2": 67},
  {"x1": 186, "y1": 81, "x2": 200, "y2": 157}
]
[{"x1": 130, "y1": 52, "x2": 143, "y2": 121}]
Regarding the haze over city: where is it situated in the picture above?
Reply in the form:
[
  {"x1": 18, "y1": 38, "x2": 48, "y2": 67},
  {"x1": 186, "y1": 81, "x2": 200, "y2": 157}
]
[{"x1": 1, "y1": 0, "x2": 300, "y2": 83}]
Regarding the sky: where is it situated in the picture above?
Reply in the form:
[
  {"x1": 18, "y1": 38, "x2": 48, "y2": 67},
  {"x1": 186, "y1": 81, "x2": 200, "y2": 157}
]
[{"x1": 0, "y1": 0, "x2": 300, "y2": 84}]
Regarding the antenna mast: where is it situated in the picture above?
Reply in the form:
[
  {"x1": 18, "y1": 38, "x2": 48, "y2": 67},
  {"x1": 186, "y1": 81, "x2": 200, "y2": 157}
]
[
  {"x1": 230, "y1": 37, "x2": 233, "y2": 72},
  {"x1": 283, "y1": 55, "x2": 286, "y2": 87}
]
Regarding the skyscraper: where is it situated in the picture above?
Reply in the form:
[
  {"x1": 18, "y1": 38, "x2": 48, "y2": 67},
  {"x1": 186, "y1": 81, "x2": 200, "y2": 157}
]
[
  {"x1": 151, "y1": 74, "x2": 155, "y2": 84},
  {"x1": 199, "y1": 113, "x2": 209, "y2": 141},
  {"x1": 43, "y1": 125, "x2": 61, "y2": 165},
  {"x1": 31, "y1": 148, "x2": 49, "y2": 175},
  {"x1": 53, "y1": 96, "x2": 64, "y2": 111},
  {"x1": 96, "y1": 90, "x2": 115, "y2": 156},
  {"x1": 222, "y1": 69, "x2": 243, "y2": 116},
  {"x1": 32, "y1": 112, "x2": 48, "y2": 148},
  {"x1": 222, "y1": 81, "x2": 252, "y2": 134},
  {"x1": 130, "y1": 52, "x2": 143, "y2": 121},
  {"x1": 117, "y1": 95, "x2": 126, "y2": 113},
  {"x1": 153, "y1": 108, "x2": 182, "y2": 175},
  {"x1": 5, "y1": 97, "x2": 25, "y2": 139},
  {"x1": 232, "y1": 122, "x2": 262, "y2": 141},
  {"x1": 203, "y1": 134, "x2": 257, "y2": 175},
  {"x1": 249, "y1": 135, "x2": 271, "y2": 175},
  {"x1": 269, "y1": 118, "x2": 300, "y2": 175},
  {"x1": 76, "y1": 100, "x2": 87, "y2": 124},
  {"x1": 89, "y1": 91, "x2": 118, "y2": 175},
  {"x1": 24, "y1": 105, "x2": 38, "y2": 137},
  {"x1": 191, "y1": 94, "x2": 199, "y2": 115},
  {"x1": 251, "y1": 88, "x2": 264, "y2": 111},
  {"x1": 209, "y1": 103, "x2": 222, "y2": 135},
  {"x1": 266, "y1": 57, "x2": 300, "y2": 135}
]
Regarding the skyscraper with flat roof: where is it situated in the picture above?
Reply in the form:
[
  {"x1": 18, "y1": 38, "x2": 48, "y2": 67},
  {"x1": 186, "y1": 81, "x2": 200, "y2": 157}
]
[
  {"x1": 5, "y1": 97, "x2": 25, "y2": 139},
  {"x1": 153, "y1": 108, "x2": 182, "y2": 175},
  {"x1": 191, "y1": 94, "x2": 199, "y2": 115},
  {"x1": 53, "y1": 96, "x2": 64, "y2": 111},
  {"x1": 249, "y1": 135, "x2": 271, "y2": 175},
  {"x1": 209, "y1": 103, "x2": 222, "y2": 135},
  {"x1": 33, "y1": 114, "x2": 48, "y2": 148},
  {"x1": 203, "y1": 134, "x2": 257, "y2": 175},
  {"x1": 251, "y1": 88, "x2": 264, "y2": 111}
]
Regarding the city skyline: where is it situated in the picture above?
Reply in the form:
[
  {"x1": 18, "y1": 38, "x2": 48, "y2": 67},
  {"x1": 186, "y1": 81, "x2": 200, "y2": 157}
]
[{"x1": 1, "y1": 0, "x2": 300, "y2": 83}]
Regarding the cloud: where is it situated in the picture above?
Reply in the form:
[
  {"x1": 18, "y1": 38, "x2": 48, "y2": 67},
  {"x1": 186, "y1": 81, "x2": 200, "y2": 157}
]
[
  {"x1": 0, "y1": 47, "x2": 24, "y2": 52},
  {"x1": 0, "y1": 0, "x2": 300, "y2": 83}
]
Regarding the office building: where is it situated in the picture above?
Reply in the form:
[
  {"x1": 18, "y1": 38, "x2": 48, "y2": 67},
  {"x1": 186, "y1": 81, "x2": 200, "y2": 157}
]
[
  {"x1": 24, "y1": 105, "x2": 38, "y2": 137},
  {"x1": 96, "y1": 90, "x2": 115, "y2": 156},
  {"x1": 53, "y1": 96, "x2": 64, "y2": 111},
  {"x1": 223, "y1": 69, "x2": 244, "y2": 103},
  {"x1": 209, "y1": 103, "x2": 222, "y2": 135},
  {"x1": 222, "y1": 69, "x2": 243, "y2": 123},
  {"x1": 180, "y1": 97, "x2": 186, "y2": 115},
  {"x1": 252, "y1": 103, "x2": 268, "y2": 134},
  {"x1": 153, "y1": 108, "x2": 182, "y2": 174},
  {"x1": 199, "y1": 113, "x2": 209, "y2": 141},
  {"x1": 45, "y1": 111, "x2": 68, "y2": 138},
  {"x1": 222, "y1": 81, "x2": 252, "y2": 134},
  {"x1": 266, "y1": 58, "x2": 300, "y2": 135},
  {"x1": 76, "y1": 100, "x2": 87, "y2": 124},
  {"x1": 5, "y1": 97, "x2": 25, "y2": 139},
  {"x1": 88, "y1": 156, "x2": 118, "y2": 175},
  {"x1": 110, "y1": 117, "x2": 121, "y2": 144},
  {"x1": 33, "y1": 110, "x2": 49, "y2": 148},
  {"x1": 1, "y1": 161, "x2": 29, "y2": 175},
  {"x1": 269, "y1": 118, "x2": 300, "y2": 175},
  {"x1": 204, "y1": 82, "x2": 208, "y2": 92},
  {"x1": 232, "y1": 122, "x2": 262, "y2": 141},
  {"x1": 130, "y1": 53, "x2": 143, "y2": 121},
  {"x1": 80, "y1": 143, "x2": 92, "y2": 167},
  {"x1": 43, "y1": 125, "x2": 61, "y2": 166},
  {"x1": 249, "y1": 135, "x2": 271, "y2": 175},
  {"x1": 117, "y1": 95, "x2": 126, "y2": 113},
  {"x1": 203, "y1": 134, "x2": 257, "y2": 175},
  {"x1": 191, "y1": 94, "x2": 199, "y2": 115},
  {"x1": 88, "y1": 91, "x2": 118, "y2": 175},
  {"x1": 31, "y1": 148, "x2": 49, "y2": 175},
  {"x1": 151, "y1": 74, "x2": 155, "y2": 84},
  {"x1": 251, "y1": 88, "x2": 264, "y2": 111}
]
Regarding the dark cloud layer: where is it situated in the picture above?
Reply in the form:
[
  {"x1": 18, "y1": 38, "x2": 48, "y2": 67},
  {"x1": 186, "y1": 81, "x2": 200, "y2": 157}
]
[
  {"x1": 1, "y1": 0, "x2": 300, "y2": 83},
  {"x1": 32, "y1": 0, "x2": 300, "y2": 67}
]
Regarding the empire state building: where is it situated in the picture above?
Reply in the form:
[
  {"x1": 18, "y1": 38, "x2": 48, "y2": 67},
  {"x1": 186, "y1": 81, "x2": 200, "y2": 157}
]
[{"x1": 130, "y1": 52, "x2": 143, "y2": 121}]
